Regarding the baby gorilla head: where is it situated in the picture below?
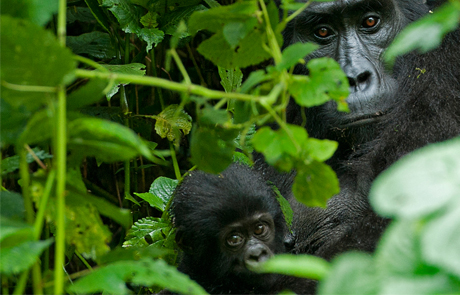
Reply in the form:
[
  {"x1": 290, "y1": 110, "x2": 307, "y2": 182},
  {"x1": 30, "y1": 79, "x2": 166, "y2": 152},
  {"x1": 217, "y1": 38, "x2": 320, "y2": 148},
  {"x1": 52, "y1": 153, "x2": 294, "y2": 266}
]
[{"x1": 172, "y1": 163, "x2": 292, "y2": 294}]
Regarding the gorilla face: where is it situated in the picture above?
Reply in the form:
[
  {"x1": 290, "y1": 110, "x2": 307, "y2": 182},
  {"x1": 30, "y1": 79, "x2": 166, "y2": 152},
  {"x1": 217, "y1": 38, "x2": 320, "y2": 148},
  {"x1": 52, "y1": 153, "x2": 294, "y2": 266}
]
[{"x1": 284, "y1": 0, "x2": 421, "y2": 127}]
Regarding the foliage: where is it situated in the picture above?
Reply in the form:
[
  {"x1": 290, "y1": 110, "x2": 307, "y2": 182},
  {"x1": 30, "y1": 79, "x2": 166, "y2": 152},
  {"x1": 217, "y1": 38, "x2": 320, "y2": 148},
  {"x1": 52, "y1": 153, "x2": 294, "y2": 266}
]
[{"x1": 1, "y1": 0, "x2": 459, "y2": 294}]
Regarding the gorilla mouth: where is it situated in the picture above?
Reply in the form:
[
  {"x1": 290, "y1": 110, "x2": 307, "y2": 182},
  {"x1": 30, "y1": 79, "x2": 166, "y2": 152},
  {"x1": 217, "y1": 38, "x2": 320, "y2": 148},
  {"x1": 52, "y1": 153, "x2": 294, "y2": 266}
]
[{"x1": 338, "y1": 112, "x2": 386, "y2": 128}]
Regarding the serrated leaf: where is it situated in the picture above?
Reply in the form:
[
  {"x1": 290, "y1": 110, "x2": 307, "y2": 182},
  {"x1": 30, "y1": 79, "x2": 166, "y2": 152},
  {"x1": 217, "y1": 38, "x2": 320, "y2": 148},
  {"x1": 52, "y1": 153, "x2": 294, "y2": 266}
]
[
  {"x1": 385, "y1": 3, "x2": 460, "y2": 65},
  {"x1": 162, "y1": 4, "x2": 206, "y2": 38},
  {"x1": 259, "y1": 254, "x2": 330, "y2": 280},
  {"x1": 68, "y1": 117, "x2": 156, "y2": 163},
  {"x1": 68, "y1": 258, "x2": 208, "y2": 295},
  {"x1": 154, "y1": 105, "x2": 192, "y2": 146},
  {"x1": 276, "y1": 42, "x2": 318, "y2": 71},
  {"x1": 0, "y1": 16, "x2": 76, "y2": 111},
  {"x1": 67, "y1": 31, "x2": 116, "y2": 59},
  {"x1": 370, "y1": 138, "x2": 460, "y2": 219},
  {"x1": 190, "y1": 125, "x2": 239, "y2": 174},
  {"x1": 219, "y1": 67, "x2": 243, "y2": 93},
  {"x1": 293, "y1": 160, "x2": 339, "y2": 208},
  {"x1": 123, "y1": 217, "x2": 170, "y2": 248},
  {"x1": 271, "y1": 184, "x2": 293, "y2": 230},
  {"x1": 1, "y1": 147, "x2": 52, "y2": 175},
  {"x1": 0, "y1": 239, "x2": 53, "y2": 275}
]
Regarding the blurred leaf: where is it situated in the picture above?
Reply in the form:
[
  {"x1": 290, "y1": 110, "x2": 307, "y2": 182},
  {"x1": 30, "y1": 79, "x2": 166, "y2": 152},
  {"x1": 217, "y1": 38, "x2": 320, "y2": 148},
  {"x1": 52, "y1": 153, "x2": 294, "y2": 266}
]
[
  {"x1": 17, "y1": 109, "x2": 53, "y2": 146},
  {"x1": 68, "y1": 258, "x2": 208, "y2": 295},
  {"x1": 0, "y1": 16, "x2": 76, "y2": 111},
  {"x1": 239, "y1": 69, "x2": 271, "y2": 93},
  {"x1": 162, "y1": 5, "x2": 206, "y2": 38},
  {"x1": 318, "y1": 252, "x2": 378, "y2": 295},
  {"x1": 199, "y1": 106, "x2": 230, "y2": 125},
  {"x1": 67, "y1": 32, "x2": 116, "y2": 59},
  {"x1": 154, "y1": 104, "x2": 192, "y2": 146},
  {"x1": 0, "y1": 98, "x2": 30, "y2": 147},
  {"x1": 290, "y1": 57, "x2": 349, "y2": 111},
  {"x1": 385, "y1": 3, "x2": 460, "y2": 65},
  {"x1": 68, "y1": 117, "x2": 157, "y2": 163},
  {"x1": 0, "y1": 0, "x2": 58, "y2": 26},
  {"x1": 275, "y1": 42, "x2": 318, "y2": 71},
  {"x1": 0, "y1": 238, "x2": 53, "y2": 275},
  {"x1": 67, "y1": 6, "x2": 96, "y2": 24},
  {"x1": 370, "y1": 138, "x2": 460, "y2": 219},
  {"x1": 1, "y1": 147, "x2": 52, "y2": 175},
  {"x1": 421, "y1": 205, "x2": 460, "y2": 277},
  {"x1": 219, "y1": 67, "x2": 243, "y2": 93},
  {"x1": 0, "y1": 216, "x2": 32, "y2": 242},
  {"x1": 293, "y1": 160, "x2": 339, "y2": 208},
  {"x1": 67, "y1": 78, "x2": 108, "y2": 110},
  {"x1": 191, "y1": 125, "x2": 239, "y2": 174},
  {"x1": 381, "y1": 274, "x2": 460, "y2": 295},
  {"x1": 259, "y1": 254, "x2": 330, "y2": 280},
  {"x1": 0, "y1": 191, "x2": 25, "y2": 220},
  {"x1": 304, "y1": 138, "x2": 337, "y2": 162}
]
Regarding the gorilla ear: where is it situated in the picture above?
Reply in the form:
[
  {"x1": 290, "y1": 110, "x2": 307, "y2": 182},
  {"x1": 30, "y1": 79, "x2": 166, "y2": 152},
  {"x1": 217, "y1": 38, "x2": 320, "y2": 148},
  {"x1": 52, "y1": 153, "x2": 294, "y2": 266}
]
[{"x1": 175, "y1": 227, "x2": 194, "y2": 253}]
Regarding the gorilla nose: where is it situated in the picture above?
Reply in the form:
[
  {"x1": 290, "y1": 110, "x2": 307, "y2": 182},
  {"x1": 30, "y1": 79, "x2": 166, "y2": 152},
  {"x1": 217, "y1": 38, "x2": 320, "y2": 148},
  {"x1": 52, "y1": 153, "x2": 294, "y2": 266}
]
[
  {"x1": 347, "y1": 71, "x2": 372, "y2": 91},
  {"x1": 244, "y1": 246, "x2": 272, "y2": 269}
]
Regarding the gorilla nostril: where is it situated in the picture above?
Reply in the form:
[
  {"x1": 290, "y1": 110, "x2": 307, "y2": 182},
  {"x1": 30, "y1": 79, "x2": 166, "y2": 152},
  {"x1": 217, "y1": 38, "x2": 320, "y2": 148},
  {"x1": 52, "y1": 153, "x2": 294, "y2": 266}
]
[
  {"x1": 357, "y1": 71, "x2": 371, "y2": 84},
  {"x1": 348, "y1": 76, "x2": 357, "y2": 87},
  {"x1": 348, "y1": 71, "x2": 372, "y2": 90}
]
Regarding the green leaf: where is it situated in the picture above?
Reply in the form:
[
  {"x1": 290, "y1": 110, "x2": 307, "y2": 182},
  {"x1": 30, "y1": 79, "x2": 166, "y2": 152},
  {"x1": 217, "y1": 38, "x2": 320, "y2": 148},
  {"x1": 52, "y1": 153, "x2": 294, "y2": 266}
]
[
  {"x1": 0, "y1": 239, "x2": 53, "y2": 275},
  {"x1": 223, "y1": 19, "x2": 258, "y2": 49},
  {"x1": 0, "y1": 16, "x2": 76, "y2": 111},
  {"x1": 385, "y1": 3, "x2": 460, "y2": 66},
  {"x1": 190, "y1": 125, "x2": 239, "y2": 174},
  {"x1": 304, "y1": 138, "x2": 338, "y2": 162},
  {"x1": 0, "y1": 216, "x2": 32, "y2": 242},
  {"x1": 67, "y1": 32, "x2": 116, "y2": 59},
  {"x1": 68, "y1": 117, "x2": 156, "y2": 163},
  {"x1": 84, "y1": 0, "x2": 111, "y2": 32},
  {"x1": 0, "y1": 0, "x2": 58, "y2": 26},
  {"x1": 239, "y1": 69, "x2": 271, "y2": 93},
  {"x1": 199, "y1": 106, "x2": 230, "y2": 125},
  {"x1": 318, "y1": 252, "x2": 379, "y2": 295},
  {"x1": 154, "y1": 105, "x2": 192, "y2": 146},
  {"x1": 67, "y1": 78, "x2": 108, "y2": 110},
  {"x1": 421, "y1": 205, "x2": 460, "y2": 277},
  {"x1": 259, "y1": 254, "x2": 330, "y2": 280},
  {"x1": 148, "y1": 177, "x2": 178, "y2": 208},
  {"x1": 17, "y1": 109, "x2": 54, "y2": 146},
  {"x1": 276, "y1": 42, "x2": 318, "y2": 71},
  {"x1": 0, "y1": 191, "x2": 25, "y2": 220},
  {"x1": 290, "y1": 57, "x2": 349, "y2": 111},
  {"x1": 219, "y1": 67, "x2": 243, "y2": 93},
  {"x1": 1, "y1": 147, "x2": 52, "y2": 175},
  {"x1": 123, "y1": 217, "x2": 170, "y2": 248},
  {"x1": 381, "y1": 274, "x2": 460, "y2": 295},
  {"x1": 162, "y1": 5, "x2": 206, "y2": 38},
  {"x1": 370, "y1": 138, "x2": 460, "y2": 219},
  {"x1": 293, "y1": 160, "x2": 339, "y2": 208},
  {"x1": 68, "y1": 258, "x2": 208, "y2": 295},
  {"x1": 0, "y1": 98, "x2": 30, "y2": 147},
  {"x1": 270, "y1": 184, "x2": 294, "y2": 231}
]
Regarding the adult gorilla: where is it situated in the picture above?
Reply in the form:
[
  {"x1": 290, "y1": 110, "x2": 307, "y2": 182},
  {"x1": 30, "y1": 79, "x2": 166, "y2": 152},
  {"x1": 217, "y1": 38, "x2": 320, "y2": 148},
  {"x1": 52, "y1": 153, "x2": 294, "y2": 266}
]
[{"x1": 256, "y1": 0, "x2": 460, "y2": 260}]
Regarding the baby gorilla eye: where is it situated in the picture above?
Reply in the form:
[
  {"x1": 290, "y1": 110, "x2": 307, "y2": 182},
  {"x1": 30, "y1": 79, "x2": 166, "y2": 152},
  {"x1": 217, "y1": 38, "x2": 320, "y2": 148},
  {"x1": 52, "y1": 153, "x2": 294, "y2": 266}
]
[
  {"x1": 362, "y1": 16, "x2": 379, "y2": 28},
  {"x1": 227, "y1": 234, "x2": 244, "y2": 247},
  {"x1": 315, "y1": 27, "x2": 331, "y2": 38},
  {"x1": 254, "y1": 223, "x2": 267, "y2": 236}
]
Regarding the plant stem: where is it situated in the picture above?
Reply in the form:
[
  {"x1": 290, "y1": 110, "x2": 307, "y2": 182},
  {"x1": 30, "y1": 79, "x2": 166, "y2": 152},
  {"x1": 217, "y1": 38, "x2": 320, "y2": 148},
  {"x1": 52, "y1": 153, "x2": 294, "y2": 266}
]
[
  {"x1": 12, "y1": 270, "x2": 29, "y2": 295},
  {"x1": 76, "y1": 252, "x2": 93, "y2": 270},
  {"x1": 19, "y1": 147, "x2": 34, "y2": 224},
  {"x1": 75, "y1": 69, "x2": 260, "y2": 102},
  {"x1": 34, "y1": 170, "x2": 56, "y2": 239},
  {"x1": 150, "y1": 49, "x2": 165, "y2": 110},
  {"x1": 169, "y1": 142, "x2": 182, "y2": 181},
  {"x1": 170, "y1": 49, "x2": 191, "y2": 85}
]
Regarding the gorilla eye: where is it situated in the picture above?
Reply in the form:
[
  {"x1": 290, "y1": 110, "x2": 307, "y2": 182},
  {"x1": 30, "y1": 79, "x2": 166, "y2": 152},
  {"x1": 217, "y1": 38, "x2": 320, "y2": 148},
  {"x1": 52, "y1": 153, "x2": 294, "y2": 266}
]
[
  {"x1": 254, "y1": 224, "x2": 267, "y2": 236},
  {"x1": 227, "y1": 234, "x2": 244, "y2": 247},
  {"x1": 315, "y1": 27, "x2": 331, "y2": 38},
  {"x1": 362, "y1": 16, "x2": 379, "y2": 28}
]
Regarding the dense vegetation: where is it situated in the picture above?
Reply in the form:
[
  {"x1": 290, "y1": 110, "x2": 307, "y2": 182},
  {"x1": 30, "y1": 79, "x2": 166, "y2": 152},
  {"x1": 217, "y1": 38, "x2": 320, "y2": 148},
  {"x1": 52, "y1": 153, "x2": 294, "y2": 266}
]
[{"x1": 1, "y1": 0, "x2": 460, "y2": 294}]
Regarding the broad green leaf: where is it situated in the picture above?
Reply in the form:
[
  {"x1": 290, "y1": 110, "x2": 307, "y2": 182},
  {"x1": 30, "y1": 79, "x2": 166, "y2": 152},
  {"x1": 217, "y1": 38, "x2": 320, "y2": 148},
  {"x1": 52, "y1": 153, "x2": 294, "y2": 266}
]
[
  {"x1": 304, "y1": 138, "x2": 338, "y2": 162},
  {"x1": 103, "y1": 63, "x2": 146, "y2": 78},
  {"x1": 276, "y1": 42, "x2": 318, "y2": 71},
  {"x1": 154, "y1": 105, "x2": 192, "y2": 146},
  {"x1": 135, "y1": 192, "x2": 164, "y2": 211},
  {"x1": 239, "y1": 70, "x2": 271, "y2": 93},
  {"x1": 162, "y1": 5, "x2": 206, "y2": 38},
  {"x1": 0, "y1": 98, "x2": 30, "y2": 147},
  {"x1": 370, "y1": 138, "x2": 460, "y2": 219},
  {"x1": 0, "y1": 216, "x2": 32, "y2": 242},
  {"x1": 290, "y1": 57, "x2": 349, "y2": 111},
  {"x1": 318, "y1": 252, "x2": 379, "y2": 295},
  {"x1": 123, "y1": 217, "x2": 170, "y2": 248},
  {"x1": 68, "y1": 117, "x2": 156, "y2": 163},
  {"x1": 381, "y1": 274, "x2": 460, "y2": 295},
  {"x1": 67, "y1": 6, "x2": 96, "y2": 24},
  {"x1": 421, "y1": 205, "x2": 460, "y2": 277},
  {"x1": 68, "y1": 258, "x2": 208, "y2": 295},
  {"x1": 199, "y1": 106, "x2": 230, "y2": 125},
  {"x1": 0, "y1": 0, "x2": 58, "y2": 26},
  {"x1": 219, "y1": 67, "x2": 243, "y2": 93},
  {"x1": 0, "y1": 16, "x2": 76, "y2": 111},
  {"x1": 148, "y1": 177, "x2": 178, "y2": 207},
  {"x1": 223, "y1": 19, "x2": 258, "y2": 49},
  {"x1": 67, "y1": 78, "x2": 108, "y2": 110},
  {"x1": 1, "y1": 147, "x2": 52, "y2": 175},
  {"x1": 17, "y1": 109, "x2": 53, "y2": 146},
  {"x1": 293, "y1": 161, "x2": 339, "y2": 208},
  {"x1": 67, "y1": 32, "x2": 116, "y2": 59},
  {"x1": 0, "y1": 191, "x2": 25, "y2": 220},
  {"x1": 0, "y1": 239, "x2": 53, "y2": 275},
  {"x1": 190, "y1": 125, "x2": 239, "y2": 174},
  {"x1": 385, "y1": 3, "x2": 460, "y2": 65},
  {"x1": 259, "y1": 254, "x2": 330, "y2": 280},
  {"x1": 270, "y1": 184, "x2": 294, "y2": 231}
]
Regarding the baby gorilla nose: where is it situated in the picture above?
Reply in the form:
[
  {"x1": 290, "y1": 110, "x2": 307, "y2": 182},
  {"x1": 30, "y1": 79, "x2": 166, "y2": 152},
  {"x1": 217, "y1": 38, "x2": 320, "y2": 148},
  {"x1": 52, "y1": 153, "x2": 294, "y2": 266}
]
[{"x1": 244, "y1": 244, "x2": 272, "y2": 269}]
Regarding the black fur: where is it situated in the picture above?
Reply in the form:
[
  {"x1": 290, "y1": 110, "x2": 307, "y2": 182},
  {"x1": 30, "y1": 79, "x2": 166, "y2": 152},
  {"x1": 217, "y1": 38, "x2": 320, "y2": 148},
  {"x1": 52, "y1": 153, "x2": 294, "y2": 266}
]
[{"x1": 172, "y1": 164, "x2": 316, "y2": 294}]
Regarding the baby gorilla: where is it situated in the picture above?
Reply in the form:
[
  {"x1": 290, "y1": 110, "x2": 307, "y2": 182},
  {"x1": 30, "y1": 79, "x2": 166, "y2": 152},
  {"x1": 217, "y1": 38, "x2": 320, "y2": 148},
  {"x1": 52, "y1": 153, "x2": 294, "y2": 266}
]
[{"x1": 172, "y1": 163, "x2": 315, "y2": 294}]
